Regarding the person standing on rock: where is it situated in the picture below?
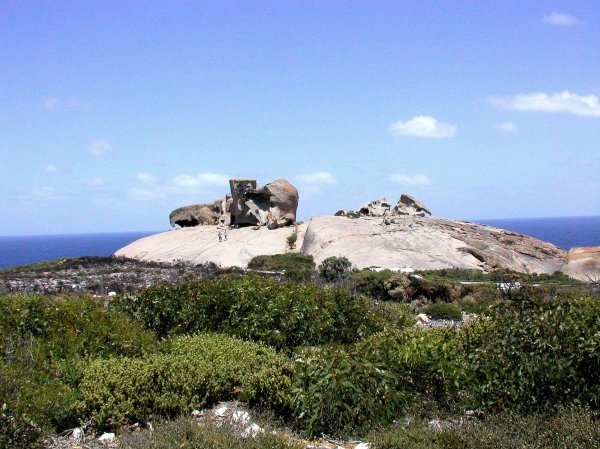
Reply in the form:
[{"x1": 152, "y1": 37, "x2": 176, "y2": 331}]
[
  {"x1": 223, "y1": 227, "x2": 228, "y2": 241},
  {"x1": 218, "y1": 230, "x2": 222, "y2": 242}
]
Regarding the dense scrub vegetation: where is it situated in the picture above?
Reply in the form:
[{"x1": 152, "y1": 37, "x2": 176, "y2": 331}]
[{"x1": 1, "y1": 259, "x2": 598, "y2": 448}]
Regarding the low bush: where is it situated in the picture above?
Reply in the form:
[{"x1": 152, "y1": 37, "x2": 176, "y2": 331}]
[
  {"x1": 120, "y1": 418, "x2": 303, "y2": 449},
  {"x1": 461, "y1": 290, "x2": 600, "y2": 412},
  {"x1": 0, "y1": 410, "x2": 44, "y2": 449},
  {"x1": 352, "y1": 269, "x2": 410, "y2": 301},
  {"x1": 372, "y1": 302, "x2": 415, "y2": 329},
  {"x1": 121, "y1": 274, "x2": 378, "y2": 350},
  {"x1": 422, "y1": 302, "x2": 462, "y2": 320},
  {"x1": 0, "y1": 294, "x2": 154, "y2": 432},
  {"x1": 318, "y1": 256, "x2": 353, "y2": 282},
  {"x1": 247, "y1": 253, "x2": 315, "y2": 281},
  {"x1": 80, "y1": 333, "x2": 292, "y2": 429},
  {"x1": 291, "y1": 328, "x2": 467, "y2": 437},
  {"x1": 369, "y1": 407, "x2": 599, "y2": 449}
]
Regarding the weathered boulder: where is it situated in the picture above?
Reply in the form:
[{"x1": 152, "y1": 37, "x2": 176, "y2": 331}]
[
  {"x1": 169, "y1": 201, "x2": 223, "y2": 227},
  {"x1": 394, "y1": 194, "x2": 431, "y2": 216},
  {"x1": 358, "y1": 198, "x2": 392, "y2": 217},
  {"x1": 561, "y1": 246, "x2": 600, "y2": 281},
  {"x1": 170, "y1": 178, "x2": 298, "y2": 230},
  {"x1": 228, "y1": 178, "x2": 298, "y2": 229}
]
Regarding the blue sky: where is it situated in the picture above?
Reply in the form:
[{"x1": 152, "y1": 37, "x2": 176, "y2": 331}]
[{"x1": 1, "y1": 1, "x2": 599, "y2": 236}]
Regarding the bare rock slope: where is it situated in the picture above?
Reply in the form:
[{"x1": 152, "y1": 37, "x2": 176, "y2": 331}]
[
  {"x1": 115, "y1": 224, "x2": 308, "y2": 268},
  {"x1": 301, "y1": 216, "x2": 564, "y2": 273},
  {"x1": 116, "y1": 216, "x2": 565, "y2": 273},
  {"x1": 561, "y1": 246, "x2": 600, "y2": 281}
]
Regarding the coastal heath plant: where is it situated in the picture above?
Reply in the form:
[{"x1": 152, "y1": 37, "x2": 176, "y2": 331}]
[{"x1": 318, "y1": 256, "x2": 353, "y2": 282}]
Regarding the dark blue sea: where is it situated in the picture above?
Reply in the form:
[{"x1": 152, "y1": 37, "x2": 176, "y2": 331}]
[
  {"x1": 0, "y1": 216, "x2": 598, "y2": 270},
  {"x1": 0, "y1": 231, "x2": 159, "y2": 270}
]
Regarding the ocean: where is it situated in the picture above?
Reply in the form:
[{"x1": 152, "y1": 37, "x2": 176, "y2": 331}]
[{"x1": 0, "y1": 216, "x2": 598, "y2": 270}]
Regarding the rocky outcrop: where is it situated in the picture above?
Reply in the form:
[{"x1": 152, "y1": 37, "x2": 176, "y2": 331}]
[
  {"x1": 394, "y1": 194, "x2": 431, "y2": 216},
  {"x1": 118, "y1": 215, "x2": 566, "y2": 274},
  {"x1": 358, "y1": 198, "x2": 392, "y2": 217},
  {"x1": 300, "y1": 216, "x2": 565, "y2": 273},
  {"x1": 339, "y1": 193, "x2": 431, "y2": 219},
  {"x1": 115, "y1": 223, "x2": 309, "y2": 268},
  {"x1": 169, "y1": 178, "x2": 298, "y2": 230},
  {"x1": 169, "y1": 202, "x2": 223, "y2": 227},
  {"x1": 561, "y1": 246, "x2": 600, "y2": 281}
]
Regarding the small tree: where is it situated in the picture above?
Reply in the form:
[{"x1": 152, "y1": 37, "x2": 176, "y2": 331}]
[
  {"x1": 287, "y1": 230, "x2": 298, "y2": 250},
  {"x1": 319, "y1": 256, "x2": 353, "y2": 282}
]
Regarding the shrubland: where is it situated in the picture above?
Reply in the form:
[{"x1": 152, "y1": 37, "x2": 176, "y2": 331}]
[{"x1": 1, "y1": 262, "x2": 598, "y2": 448}]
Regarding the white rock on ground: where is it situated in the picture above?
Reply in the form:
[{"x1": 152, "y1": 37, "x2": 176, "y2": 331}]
[{"x1": 98, "y1": 432, "x2": 115, "y2": 444}]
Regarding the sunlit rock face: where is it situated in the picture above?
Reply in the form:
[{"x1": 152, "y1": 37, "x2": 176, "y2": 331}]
[{"x1": 169, "y1": 178, "x2": 299, "y2": 230}]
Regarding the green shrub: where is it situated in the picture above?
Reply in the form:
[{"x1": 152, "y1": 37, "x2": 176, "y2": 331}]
[
  {"x1": 121, "y1": 274, "x2": 378, "y2": 350},
  {"x1": 286, "y1": 230, "x2": 298, "y2": 250},
  {"x1": 369, "y1": 408, "x2": 600, "y2": 449},
  {"x1": 0, "y1": 294, "x2": 154, "y2": 432},
  {"x1": 372, "y1": 302, "x2": 415, "y2": 329},
  {"x1": 247, "y1": 253, "x2": 315, "y2": 272},
  {"x1": 318, "y1": 256, "x2": 353, "y2": 282},
  {"x1": 460, "y1": 290, "x2": 600, "y2": 412},
  {"x1": 352, "y1": 269, "x2": 410, "y2": 301},
  {"x1": 0, "y1": 410, "x2": 44, "y2": 449},
  {"x1": 291, "y1": 328, "x2": 467, "y2": 437},
  {"x1": 80, "y1": 333, "x2": 292, "y2": 429},
  {"x1": 457, "y1": 284, "x2": 499, "y2": 314},
  {"x1": 422, "y1": 303, "x2": 462, "y2": 320},
  {"x1": 120, "y1": 417, "x2": 304, "y2": 449}
]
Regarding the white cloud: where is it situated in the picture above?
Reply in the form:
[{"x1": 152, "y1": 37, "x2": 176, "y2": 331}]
[
  {"x1": 136, "y1": 172, "x2": 156, "y2": 184},
  {"x1": 488, "y1": 91, "x2": 600, "y2": 117},
  {"x1": 495, "y1": 122, "x2": 518, "y2": 133},
  {"x1": 542, "y1": 12, "x2": 579, "y2": 26},
  {"x1": 86, "y1": 177, "x2": 104, "y2": 186},
  {"x1": 31, "y1": 187, "x2": 69, "y2": 200},
  {"x1": 129, "y1": 187, "x2": 166, "y2": 201},
  {"x1": 389, "y1": 115, "x2": 456, "y2": 139},
  {"x1": 44, "y1": 98, "x2": 58, "y2": 111},
  {"x1": 296, "y1": 172, "x2": 336, "y2": 185},
  {"x1": 45, "y1": 164, "x2": 58, "y2": 173},
  {"x1": 88, "y1": 139, "x2": 113, "y2": 156},
  {"x1": 172, "y1": 173, "x2": 230, "y2": 188},
  {"x1": 389, "y1": 174, "x2": 431, "y2": 186}
]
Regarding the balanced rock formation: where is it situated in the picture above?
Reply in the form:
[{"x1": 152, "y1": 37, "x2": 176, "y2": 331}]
[
  {"x1": 394, "y1": 194, "x2": 431, "y2": 216},
  {"x1": 340, "y1": 194, "x2": 432, "y2": 219},
  {"x1": 300, "y1": 215, "x2": 565, "y2": 273},
  {"x1": 168, "y1": 178, "x2": 298, "y2": 230},
  {"x1": 358, "y1": 198, "x2": 392, "y2": 217},
  {"x1": 561, "y1": 246, "x2": 600, "y2": 281}
]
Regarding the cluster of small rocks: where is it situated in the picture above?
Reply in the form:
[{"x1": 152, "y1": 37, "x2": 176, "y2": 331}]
[
  {"x1": 0, "y1": 257, "x2": 221, "y2": 295},
  {"x1": 415, "y1": 311, "x2": 478, "y2": 329}
]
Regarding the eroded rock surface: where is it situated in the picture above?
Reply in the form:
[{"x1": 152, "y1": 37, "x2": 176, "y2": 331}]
[
  {"x1": 394, "y1": 194, "x2": 431, "y2": 216},
  {"x1": 340, "y1": 193, "x2": 432, "y2": 219},
  {"x1": 169, "y1": 178, "x2": 298, "y2": 230},
  {"x1": 300, "y1": 216, "x2": 565, "y2": 273},
  {"x1": 561, "y1": 246, "x2": 600, "y2": 281}
]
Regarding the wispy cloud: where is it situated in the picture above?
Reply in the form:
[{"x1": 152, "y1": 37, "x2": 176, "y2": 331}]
[
  {"x1": 136, "y1": 172, "x2": 156, "y2": 184},
  {"x1": 129, "y1": 187, "x2": 166, "y2": 200},
  {"x1": 494, "y1": 122, "x2": 518, "y2": 133},
  {"x1": 172, "y1": 173, "x2": 230, "y2": 188},
  {"x1": 542, "y1": 12, "x2": 580, "y2": 26},
  {"x1": 389, "y1": 116, "x2": 456, "y2": 139},
  {"x1": 45, "y1": 164, "x2": 58, "y2": 173},
  {"x1": 129, "y1": 172, "x2": 230, "y2": 201},
  {"x1": 488, "y1": 91, "x2": 600, "y2": 117},
  {"x1": 44, "y1": 98, "x2": 58, "y2": 111},
  {"x1": 88, "y1": 139, "x2": 113, "y2": 156},
  {"x1": 31, "y1": 187, "x2": 69, "y2": 201},
  {"x1": 86, "y1": 177, "x2": 104, "y2": 186},
  {"x1": 389, "y1": 173, "x2": 431, "y2": 185},
  {"x1": 43, "y1": 97, "x2": 88, "y2": 111},
  {"x1": 296, "y1": 172, "x2": 336, "y2": 185}
]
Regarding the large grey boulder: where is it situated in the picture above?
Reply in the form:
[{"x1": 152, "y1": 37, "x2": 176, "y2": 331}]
[
  {"x1": 169, "y1": 178, "x2": 299, "y2": 230},
  {"x1": 169, "y1": 201, "x2": 223, "y2": 227},
  {"x1": 394, "y1": 194, "x2": 431, "y2": 216}
]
